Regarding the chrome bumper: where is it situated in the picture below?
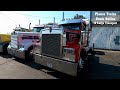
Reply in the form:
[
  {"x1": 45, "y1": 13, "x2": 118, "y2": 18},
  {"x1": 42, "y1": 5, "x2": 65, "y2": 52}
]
[
  {"x1": 7, "y1": 46, "x2": 25, "y2": 59},
  {"x1": 34, "y1": 54, "x2": 78, "y2": 76},
  {"x1": 0, "y1": 45, "x2": 3, "y2": 52}
]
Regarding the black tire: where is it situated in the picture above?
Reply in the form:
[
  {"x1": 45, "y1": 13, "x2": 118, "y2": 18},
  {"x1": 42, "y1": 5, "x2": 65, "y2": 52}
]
[
  {"x1": 25, "y1": 46, "x2": 34, "y2": 62},
  {"x1": 3, "y1": 43, "x2": 9, "y2": 54},
  {"x1": 80, "y1": 49, "x2": 87, "y2": 61},
  {"x1": 77, "y1": 57, "x2": 84, "y2": 77}
]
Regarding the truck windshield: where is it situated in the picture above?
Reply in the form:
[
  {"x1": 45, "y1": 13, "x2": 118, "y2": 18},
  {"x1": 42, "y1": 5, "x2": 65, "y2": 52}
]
[
  {"x1": 59, "y1": 23, "x2": 80, "y2": 30},
  {"x1": 32, "y1": 27, "x2": 44, "y2": 32}
]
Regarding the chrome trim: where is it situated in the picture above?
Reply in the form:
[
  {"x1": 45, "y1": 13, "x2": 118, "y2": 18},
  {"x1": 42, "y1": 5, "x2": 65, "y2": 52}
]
[
  {"x1": 7, "y1": 46, "x2": 25, "y2": 59},
  {"x1": 41, "y1": 34, "x2": 61, "y2": 59},
  {"x1": 62, "y1": 48, "x2": 75, "y2": 62},
  {"x1": 34, "y1": 54, "x2": 78, "y2": 76},
  {"x1": 40, "y1": 28, "x2": 63, "y2": 59}
]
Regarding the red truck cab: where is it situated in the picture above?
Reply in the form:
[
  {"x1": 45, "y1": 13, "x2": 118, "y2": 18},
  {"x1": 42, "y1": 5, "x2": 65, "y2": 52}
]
[{"x1": 34, "y1": 18, "x2": 93, "y2": 76}]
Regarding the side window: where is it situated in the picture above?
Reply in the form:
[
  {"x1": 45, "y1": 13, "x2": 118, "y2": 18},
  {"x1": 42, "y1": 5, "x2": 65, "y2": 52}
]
[{"x1": 22, "y1": 35, "x2": 33, "y2": 40}]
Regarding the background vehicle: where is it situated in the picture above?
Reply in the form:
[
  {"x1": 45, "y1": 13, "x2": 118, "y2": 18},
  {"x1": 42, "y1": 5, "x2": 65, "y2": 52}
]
[
  {"x1": 7, "y1": 26, "x2": 42, "y2": 61},
  {"x1": 0, "y1": 34, "x2": 11, "y2": 54},
  {"x1": 33, "y1": 18, "x2": 94, "y2": 76}
]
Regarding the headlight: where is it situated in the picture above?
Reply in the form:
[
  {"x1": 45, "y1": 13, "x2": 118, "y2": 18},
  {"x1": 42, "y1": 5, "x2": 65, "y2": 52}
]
[
  {"x1": 63, "y1": 48, "x2": 74, "y2": 54},
  {"x1": 62, "y1": 34, "x2": 66, "y2": 46},
  {"x1": 18, "y1": 45, "x2": 24, "y2": 49},
  {"x1": 63, "y1": 48, "x2": 75, "y2": 62}
]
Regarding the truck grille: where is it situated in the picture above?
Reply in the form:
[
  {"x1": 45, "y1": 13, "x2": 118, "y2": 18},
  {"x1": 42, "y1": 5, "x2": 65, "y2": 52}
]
[{"x1": 41, "y1": 34, "x2": 61, "y2": 58}]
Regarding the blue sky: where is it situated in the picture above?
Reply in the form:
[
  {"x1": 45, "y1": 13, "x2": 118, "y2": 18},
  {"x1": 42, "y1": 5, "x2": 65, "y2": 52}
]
[
  {"x1": 0, "y1": 11, "x2": 90, "y2": 34},
  {"x1": 22, "y1": 11, "x2": 90, "y2": 23}
]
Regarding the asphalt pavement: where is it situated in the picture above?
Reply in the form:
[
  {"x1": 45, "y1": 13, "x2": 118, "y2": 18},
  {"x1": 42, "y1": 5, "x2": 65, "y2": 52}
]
[{"x1": 0, "y1": 49, "x2": 120, "y2": 79}]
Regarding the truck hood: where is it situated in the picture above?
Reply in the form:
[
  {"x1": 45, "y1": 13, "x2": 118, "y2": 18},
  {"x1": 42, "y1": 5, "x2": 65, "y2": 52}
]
[
  {"x1": 17, "y1": 31, "x2": 39, "y2": 34},
  {"x1": 41, "y1": 28, "x2": 63, "y2": 34}
]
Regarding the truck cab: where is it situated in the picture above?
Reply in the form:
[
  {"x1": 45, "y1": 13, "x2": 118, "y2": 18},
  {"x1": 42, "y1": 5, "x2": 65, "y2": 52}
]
[
  {"x1": 32, "y1": 25, "x2": 45, "y2": 32},
  {"x1": 34, "y1": 18, "x2": 93, "y2": 76}
]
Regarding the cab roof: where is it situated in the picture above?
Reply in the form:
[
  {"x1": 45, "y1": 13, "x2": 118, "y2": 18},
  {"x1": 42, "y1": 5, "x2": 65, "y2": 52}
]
[
  {"x1": 34, "y1": 25, "x2": 44, "y2": 27},
  {"x1": 58, "y1": 18, "x2": 85, "y2": 25}
]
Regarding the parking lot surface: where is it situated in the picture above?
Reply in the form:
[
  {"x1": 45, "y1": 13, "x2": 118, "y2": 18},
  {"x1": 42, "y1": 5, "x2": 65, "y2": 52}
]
[{"x1": 0, "y1": 49, "x2": 120, "y2": 79}]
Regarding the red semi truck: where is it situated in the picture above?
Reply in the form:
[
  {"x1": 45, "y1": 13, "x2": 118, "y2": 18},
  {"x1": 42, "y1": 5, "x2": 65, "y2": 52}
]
[{"x1": 33, "y1": 18, "x2": 94, "y2": 76}]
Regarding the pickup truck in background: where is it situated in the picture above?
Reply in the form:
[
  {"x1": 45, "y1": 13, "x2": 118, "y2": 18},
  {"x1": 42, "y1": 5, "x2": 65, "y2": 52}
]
[{"x1": 0, "y1": 34, "x2": 11, "y2": 54}]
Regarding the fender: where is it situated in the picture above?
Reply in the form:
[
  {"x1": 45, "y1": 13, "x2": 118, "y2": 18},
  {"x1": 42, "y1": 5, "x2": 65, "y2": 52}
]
[
  {"x1": 2, "y1": 41, "x2": 10, "y2": 47},
  {"x1": 2, "y1": 41, "x2": 10, "y2": 53},
  {"x1": 27, "y1": 45, "x2": 33, "y2": 51}
]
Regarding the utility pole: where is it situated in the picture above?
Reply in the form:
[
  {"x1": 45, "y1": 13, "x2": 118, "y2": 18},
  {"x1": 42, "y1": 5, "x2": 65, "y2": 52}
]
[{"x1": 39, "y1": 19, "x2": 40, "y2": 25}]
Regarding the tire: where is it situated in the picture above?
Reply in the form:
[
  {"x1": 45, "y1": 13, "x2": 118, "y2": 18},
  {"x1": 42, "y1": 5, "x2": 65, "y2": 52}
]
[
  {"x1": 3, "y1": 44, "x2": 9, "y2": 54},
  {"x1": 25, "y1": 47, "x2": 34, "y2": 62},
  {"x1": 77, "y1": 57, "x2": 84, "y2": 76},
  {"x1": 29, "y1": 49, "x2": 34, "y2": 60},
  {"x1": 80, "y1": 49, "x2": 87, "y2": 61}
]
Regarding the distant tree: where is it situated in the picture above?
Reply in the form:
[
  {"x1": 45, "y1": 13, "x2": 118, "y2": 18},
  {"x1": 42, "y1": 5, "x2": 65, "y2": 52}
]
[{"x1": 74, "y1": 14, "x2": 86, "y2": 19}]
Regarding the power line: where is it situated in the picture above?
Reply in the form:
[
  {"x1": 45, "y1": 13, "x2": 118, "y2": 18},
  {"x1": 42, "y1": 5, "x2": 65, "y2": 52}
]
[
  {"x1": 0, "y1": 11, "x2": 17, "y2": 24},
  {"x1": 7, "y1": 11, "x2": 58, "y2": 24},
  {"x1": 4, "y1": 11, "x2": 31, "y2": 25},
  {"x1": 0, "y1": 11, "x2": 61, "y2": 27},
  {"x1": 10, "y1": 11, "x2": 53, "y2": 18},
  {"x1": 0, "y1": 12, "x2": 30, "y2": 26},
  {"x1": 9, "y1": 11, "x2": 61, "y2": 19}
]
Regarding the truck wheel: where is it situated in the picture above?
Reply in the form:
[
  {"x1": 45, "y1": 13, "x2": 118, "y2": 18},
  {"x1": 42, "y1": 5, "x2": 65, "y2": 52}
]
[
  {"x1": 29, "y1": 49, "x2": 34, "y2": 60},
  {"x1": 26, "y1": 48, "x2": 34, "y2": 62},
  {"x1": 77, "y1": 57, "x2": 84, "y2": 76},
  {"x1": 80, "y1": 49, "x2": 87, "y2": 61},
  {"x1": 3, "y1": 44, "x2": 9, "y2": 54}
]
